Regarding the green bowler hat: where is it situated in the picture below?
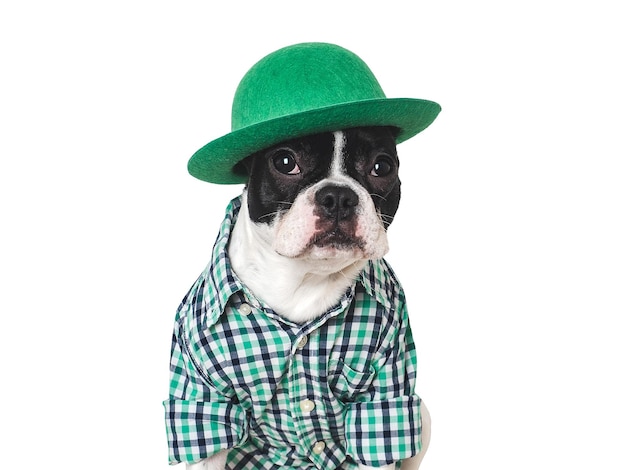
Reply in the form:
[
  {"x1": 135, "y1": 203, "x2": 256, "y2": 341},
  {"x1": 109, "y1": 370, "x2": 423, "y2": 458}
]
[{"x1": 188, "y1": 42, "x2": 441, "y2": 184}]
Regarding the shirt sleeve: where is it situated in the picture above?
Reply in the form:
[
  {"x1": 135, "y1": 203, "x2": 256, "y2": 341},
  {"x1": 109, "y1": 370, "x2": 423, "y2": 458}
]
[
  {"x1": 163, "y1": 313, "x2": 248, "y2": 465},
  {"x1": 344, "y1": 298, "x2": 423, "y2": 467}
]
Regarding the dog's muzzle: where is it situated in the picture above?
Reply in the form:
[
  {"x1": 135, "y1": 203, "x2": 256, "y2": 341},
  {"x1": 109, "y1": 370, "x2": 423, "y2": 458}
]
[{"x1": 311, "y1": 184, "x2": 362, "y2": 250}]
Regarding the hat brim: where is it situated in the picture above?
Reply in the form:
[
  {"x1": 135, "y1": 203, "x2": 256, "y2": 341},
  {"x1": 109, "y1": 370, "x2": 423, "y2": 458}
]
[{"x1": 188, "y1": 97, "x2": 441, "y2": 184}]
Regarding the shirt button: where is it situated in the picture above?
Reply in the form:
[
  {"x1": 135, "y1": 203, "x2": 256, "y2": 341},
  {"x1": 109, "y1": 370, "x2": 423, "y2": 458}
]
[
  {"x1": 239, "y1": 303, "x2": 252, "y2": 315},
  {"x1": 300, "y1": 399, "x2": 315, "y2": 413},
  {"x1": 296, "y1": 335, "x2": 308, "y2": 349},
  {"x1": 312, "y1": 441, "x2": 326, "y2": 455}
]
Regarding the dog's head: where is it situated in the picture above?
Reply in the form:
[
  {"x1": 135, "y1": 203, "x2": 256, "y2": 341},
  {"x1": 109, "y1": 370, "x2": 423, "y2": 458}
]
[{"x1": 236, "y1": 126, "x2": 401, "y2": 266}]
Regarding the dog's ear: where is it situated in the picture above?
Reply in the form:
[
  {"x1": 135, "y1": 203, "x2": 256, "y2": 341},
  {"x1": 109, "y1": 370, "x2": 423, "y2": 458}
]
[{"x1": 233, "y1": 154, "x2": 256, "y2": 185}]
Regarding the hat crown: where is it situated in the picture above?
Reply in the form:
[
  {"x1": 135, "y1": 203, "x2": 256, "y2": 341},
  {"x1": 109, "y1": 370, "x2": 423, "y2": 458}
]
[{"x1": 231, "y1": 43, "x2": 386, "y2": 131}]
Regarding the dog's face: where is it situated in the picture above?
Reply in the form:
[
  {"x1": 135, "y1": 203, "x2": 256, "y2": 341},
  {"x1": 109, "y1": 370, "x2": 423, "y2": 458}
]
[{"x1": 237, "y1": 126, "x2": 401, "y2": 264}]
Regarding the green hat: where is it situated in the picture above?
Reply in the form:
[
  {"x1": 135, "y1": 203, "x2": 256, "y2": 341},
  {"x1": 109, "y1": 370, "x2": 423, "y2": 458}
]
[{"x1": 188, "y1": 42, "x2": 441, "y2": 184}]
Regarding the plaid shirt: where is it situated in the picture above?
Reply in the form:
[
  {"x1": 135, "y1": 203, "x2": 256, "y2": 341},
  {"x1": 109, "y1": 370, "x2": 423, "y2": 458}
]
[{"x1": 164, "y1": 196, "x2": 423, "y2": 469}]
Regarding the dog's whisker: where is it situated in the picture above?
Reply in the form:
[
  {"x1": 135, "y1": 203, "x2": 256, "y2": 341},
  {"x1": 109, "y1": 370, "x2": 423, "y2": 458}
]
[
  {"x1": 257, "y1": 211, "x2": 283, "y2": 221},
  {"x1": 255, "y1": 202, "x2": 296, "y2": 221},
  {"x1": 377, "y1": 210, "x2": 394, "y2": 220}
]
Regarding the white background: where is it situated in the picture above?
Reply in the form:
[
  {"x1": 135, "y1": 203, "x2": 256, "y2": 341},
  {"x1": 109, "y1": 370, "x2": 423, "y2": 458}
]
[{"x1": 1, "y1": 1, "x2": 624, "y2": 469}]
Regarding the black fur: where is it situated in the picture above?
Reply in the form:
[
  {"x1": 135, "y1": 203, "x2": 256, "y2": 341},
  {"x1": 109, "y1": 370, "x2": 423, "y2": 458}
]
[{"x1": 238, "y1": 126, "x2": 401, "y2": 229}]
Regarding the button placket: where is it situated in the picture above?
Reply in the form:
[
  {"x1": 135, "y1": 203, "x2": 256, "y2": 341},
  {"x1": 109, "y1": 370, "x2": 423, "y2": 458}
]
[
  {"x1": 300, "y1": 398, "x2": 316, "y2": 413},
  {"x1": 312, "y1": 440, "x2": 326, "y2": 455},
  {"x1": 287, "y1": 329, "x2": 338, "y2": 465},
  {"x1": 288, "y1": 333, "x2": 318, "y2": 459},
  {"x1": 238, "y1": 302, "x2": 252, "y2": 316},
  {"x1": 296, "y1": 335, "x2": 308, "y2": 349}
]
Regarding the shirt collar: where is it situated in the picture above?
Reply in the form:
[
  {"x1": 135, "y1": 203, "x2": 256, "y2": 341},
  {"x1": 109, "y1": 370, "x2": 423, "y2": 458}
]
[
  {"x1": 358, "y1": 258, "x2": 395, "y2": 311},
  {"x1": 199, "y1": 195, "x2": 245, "y2": 326}
]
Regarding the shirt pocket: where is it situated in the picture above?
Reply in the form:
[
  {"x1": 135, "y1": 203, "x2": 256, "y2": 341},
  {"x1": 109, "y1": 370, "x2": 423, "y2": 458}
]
[{"x1": 328, "y1": 359, "x2": 376, "y2": 402}]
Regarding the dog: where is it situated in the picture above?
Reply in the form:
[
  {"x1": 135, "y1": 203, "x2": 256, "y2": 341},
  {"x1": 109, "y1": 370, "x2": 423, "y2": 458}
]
[
  {"x1": 170, "y1": 126, "x2": 430, "y2": 470},
  {"x1": 165, "y1": 41, "x2": 440, "y2": 470}
]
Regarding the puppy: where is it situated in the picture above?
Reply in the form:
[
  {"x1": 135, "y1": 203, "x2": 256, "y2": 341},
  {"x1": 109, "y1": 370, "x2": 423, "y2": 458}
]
[{"x1": 172, "y1": 126, "x2": 430, "y2": 470}]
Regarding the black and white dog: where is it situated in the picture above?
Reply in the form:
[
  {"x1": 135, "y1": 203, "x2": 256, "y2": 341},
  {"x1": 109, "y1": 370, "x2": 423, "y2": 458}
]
[{"x1": 189, "y1": 126, "x2": 430, "y2": 470}]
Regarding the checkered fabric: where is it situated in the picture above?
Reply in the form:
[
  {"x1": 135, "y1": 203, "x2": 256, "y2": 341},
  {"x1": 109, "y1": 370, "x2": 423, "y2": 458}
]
[{"x1": 163, "y1": 196, "x2": 423, "y2": 469}]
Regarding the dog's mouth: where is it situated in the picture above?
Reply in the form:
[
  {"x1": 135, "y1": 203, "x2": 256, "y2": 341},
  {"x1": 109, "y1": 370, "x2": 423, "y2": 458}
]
[
  {"x1": 311, "y1": 228, "x2": 362, "y2": 250},
  {"x1": 300, "y1": 227, "x2": 368, "y2": 262},
  {"x1": 311, "y1": 211, "x2": 361, "y2": 249}
]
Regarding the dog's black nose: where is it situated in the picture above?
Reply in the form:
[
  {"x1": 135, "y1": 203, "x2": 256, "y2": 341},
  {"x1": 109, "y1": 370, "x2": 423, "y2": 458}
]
[{"x1": 315, "y1": 185, "x2": 358, "y2": 221}]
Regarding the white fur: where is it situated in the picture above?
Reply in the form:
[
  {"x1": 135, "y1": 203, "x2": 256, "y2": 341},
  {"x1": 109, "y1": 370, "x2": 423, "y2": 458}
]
[
  {"x1": 186, "y1": 450, "x2": 227, "y2": 469},
  {"x1": 230, "y1": 192, "x2": 366, "y2": 323},
  {"x1": 331, "y1": 130, "x2": 347, "y2": 175},
  {"x1": 188, "y1": 131, "x2": 430, "y2": 469}
]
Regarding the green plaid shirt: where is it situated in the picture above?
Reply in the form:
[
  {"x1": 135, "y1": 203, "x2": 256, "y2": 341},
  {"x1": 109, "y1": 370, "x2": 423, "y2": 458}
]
[{"x1": 164, "y1": 196, "x2": 423, "y2": 469}]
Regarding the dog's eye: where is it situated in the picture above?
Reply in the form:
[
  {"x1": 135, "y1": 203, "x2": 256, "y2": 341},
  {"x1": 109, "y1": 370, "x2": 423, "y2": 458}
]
[
  {"x1": 370, "y1": 157, "x2": 394, "y2": 177},
  {"x1": 272, "y1": 152, "x2": 301, "y2": 175}
]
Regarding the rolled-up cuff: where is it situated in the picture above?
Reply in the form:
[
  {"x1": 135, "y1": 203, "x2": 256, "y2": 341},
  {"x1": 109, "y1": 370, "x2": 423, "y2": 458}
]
[
  {"x1": 345, "y1": 395, "x2": 422, "y2": 467},
  {"x1": 163, "y1": 399, "x2": 248, "y2": 464}
]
